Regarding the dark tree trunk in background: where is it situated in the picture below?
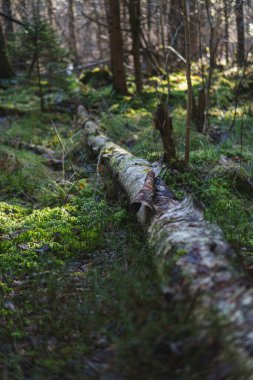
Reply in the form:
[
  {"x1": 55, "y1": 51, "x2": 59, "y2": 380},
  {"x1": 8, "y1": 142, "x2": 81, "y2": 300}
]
[
  {"x1": 182, "y1": 0, "x2": 192, "y2": 166},
  {"x1": 189, "y1": 0, "x2": 198, "y2": 59},
  {"x1": 223, "y1": 0, "x2": 229, "y2": 65},
  {"x1": 2, "y1": 0, "x2": 13, "y2": 37},
  {"x1": 203, "y1": 0, "x2": 218, "y2": 134},
  {"x1": 0, "y1": 21, "x2": 13, "y2": 80},
  {"x1": 107, "y1": 0, "x2": 128, "y2": 94},
  {"x1": 168, "y1": 0, "x2": 184, "y2": 63},
  {"x1": 128, "y1": 0, "x2": 142, "y2": 93},
  {"x1": 68, "y1": 0, "x2": 78, "y2": 66},
  {"x1": 47, "y1": 0, "x2": 54, "y2": 28},
  {"x1": 235, "y1": 0, "x2": 245, "y2": 66}
]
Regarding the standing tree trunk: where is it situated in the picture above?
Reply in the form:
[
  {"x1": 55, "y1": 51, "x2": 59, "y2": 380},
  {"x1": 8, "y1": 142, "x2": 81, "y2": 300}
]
[
  {"x1": 168, "y1": 0, "x2": 185, "y2": 65},
  {"x1": 47, "y1": 0, "x2": 55, "y2": 28},
  {"x1": 223, "y1": 0, "x2": 229, "y2": 65},
  {"x1": 68, "y1": 0, "x2": 78, "y2": 66},
  {"x1": 235, "y1": 0, "x2": 245, "y2": 66},
  {"x1": 107, "y1": 0, "x2": 128, "y2": 94},
  {"x1": 182, "y1": 0, "x2": 192, "y2": 167},
  {"x1": 2, "y1": 0, "x2": 13, "y2": 37},
  {"x1": 189, "y1": 0, "x2": 198, "y2": 60},
  {"x1": 0, "y1": 20, "x2": 13, "y2": 80},
  {"x1": 154, "y1": 104, "x2": 176, "y2": 164},
  {"x1": 203, "y1": 0, "x2": 216, "y2": 134},
  {"x1": 128, "y1": 0, "x2": 142, "y2": 93}
]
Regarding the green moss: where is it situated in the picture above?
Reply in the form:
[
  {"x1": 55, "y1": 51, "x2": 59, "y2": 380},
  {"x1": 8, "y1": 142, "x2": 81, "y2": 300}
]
[
  {"x1": 0, "y1": 186, "x2": 127, "y2": 280},
  {"x1": 0, "y1": 144, "x2": 55, "y2": 201}
]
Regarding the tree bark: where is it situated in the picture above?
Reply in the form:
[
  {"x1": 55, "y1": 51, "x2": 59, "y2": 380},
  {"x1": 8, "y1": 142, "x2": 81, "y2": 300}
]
[
  {"x1": 0, "y1": 20, "x2": 13, "y2": 80},
  {"x1": 203, "y1": 0, "x2": 216, "y2": 134},
  {"x1": 153, "y1": 104, "x2": 176, "y2": 164},
  {"x1": 106, "y1": 0, "x2": 128, "y2": 95},
  {"x1": 182, "y1": 0, "x2": 192, "y2": 167},
  {"x1": 68, "y1": 0, "x2": 78, "y2": 66},
  {"x1": 235, "y1": 0, "x2": 245, "y2": 66},
  {"x1": 79, "y1": 105, "x2": 253, "y2": 369},
  {"x1": 2, "y1": 0, "x2": 13, "y2": 37},
  {"x1": 168, "y1": 0, "x2": 184, "y2": 65},
  {"x1": 47, "y1": 0, "x2": 55, "y2": 28},
  {"x1": 128, "y1": 0, "x2": 142, "y2": 93},
  {"x1": 223, "y1": 0, "x2": 229, "y2": 65}
]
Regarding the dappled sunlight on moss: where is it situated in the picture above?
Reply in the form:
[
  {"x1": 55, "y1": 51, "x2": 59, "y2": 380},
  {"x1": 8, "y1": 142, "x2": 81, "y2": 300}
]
[{"x1": 0, "y1": 186, "x2": 128, "y2": 280}]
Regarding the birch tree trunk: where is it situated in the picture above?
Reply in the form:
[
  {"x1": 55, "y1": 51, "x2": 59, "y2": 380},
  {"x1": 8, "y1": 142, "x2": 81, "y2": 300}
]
[{"x1": 79, "y1": 105, "x2": 253, "y2": 371}]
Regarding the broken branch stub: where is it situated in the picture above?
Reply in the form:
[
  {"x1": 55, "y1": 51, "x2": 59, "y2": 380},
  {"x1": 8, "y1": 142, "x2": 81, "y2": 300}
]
[
  {"x1": 80, "y1": 105, "x2": 253, "y2": 372},
  {"x1": 153, "y1": 103, "x2": 176, "y2": 164}
]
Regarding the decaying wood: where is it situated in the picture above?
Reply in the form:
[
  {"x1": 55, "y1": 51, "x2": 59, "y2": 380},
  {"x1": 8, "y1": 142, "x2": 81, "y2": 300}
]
[
  {"x1": 192, "y1": 87, "x2": 206, "y2": 132},
  {"x1": 6, "y1": 140, "x2": 56, "y2": 159},
  {"x1": 153, "y1": 104, "x2": 176, "y2": 164},
  {"x1": 79, "y1": 105, "x2": 253, "y2": 373}
]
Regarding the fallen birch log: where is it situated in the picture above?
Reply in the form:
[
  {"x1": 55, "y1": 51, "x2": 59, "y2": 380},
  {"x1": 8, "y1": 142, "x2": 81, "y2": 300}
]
[{"x1": 79, "y1": 106, "x2": 253, "y2": 373}]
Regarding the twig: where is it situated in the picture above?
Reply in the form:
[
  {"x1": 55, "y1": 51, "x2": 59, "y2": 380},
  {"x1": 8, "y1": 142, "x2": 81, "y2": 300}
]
[{"x1": 50, "y1": 118, "x2": 76, "y2": 177}]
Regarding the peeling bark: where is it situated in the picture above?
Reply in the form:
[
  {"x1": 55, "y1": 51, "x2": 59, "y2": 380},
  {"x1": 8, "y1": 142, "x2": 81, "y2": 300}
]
[
  {"x1": 153, "y1": 104, "x2": 176, "y2": 164},
  {"x1": 79, "y1": 106, "x2": 253, "y2": 370}
]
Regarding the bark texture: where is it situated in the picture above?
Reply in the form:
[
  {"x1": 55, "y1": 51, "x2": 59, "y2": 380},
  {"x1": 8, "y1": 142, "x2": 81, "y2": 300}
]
[
  {"x1": 68, "y1": 0, "x2": 78, "y2": 66},
  {"x1": 106, "y1": 0, "x2": 128, "y2": 94},
  {"x1": 2, "y1": 0, "x2": 13, "y2": 37},
  {"x1": 236, "y1": 0, "x2": 245, "y2": 66},
  {"x1": 128, "y1": 0, "x2": 142, "y2": 93},
  {"x1": 79, "y1": 105, "x2": 253, "y2": 371},
  {"x1": 0, "y1": 20, "x2": 13, "y2": 80},
  {"x1": 153, "y1": 104, "x2": 176, "y2": 164}
]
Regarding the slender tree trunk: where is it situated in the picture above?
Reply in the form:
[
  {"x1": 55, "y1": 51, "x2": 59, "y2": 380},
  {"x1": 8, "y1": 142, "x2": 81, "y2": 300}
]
[
  {"x1": 47, "y1": 0, "x2": 54, "y2": 28},
  {"x1": 223, "y1": 0, "x2": 229, "y2": 65},
  {"x1": 107, "y1": 0, "x2": 128, "y2": 94},
  {"x1": 182, "y1": 0, "x2": 192, "y2": 167},
  {"x1": 93, "y1": 1, "x2": 102, "y2": 58},
  {"x1": 128, "y1": 0, "x2": 142, "y2": 93},
  {"x1": 147, "y1": 0, "x2": 152, "y2": 44},
  {"x1": 2, "y1": 0, "x2": 13, "y2": 37},
  {"x1": 235, "y1": 0, "x2": 245, "y2": 66},
  {"x1": 68, "y1": 0, "x2": 78, "y2": 66},
  {"x1": 203, "y1": 0, "x2": 215, "y2": 134},
  {"x1": 0, "y1": 20, "x2": 13, "y2": 80},
  {"x1": 189, "y1": 0, "x2": 198, "y2": 59},
  {"x1": 168, "y1": 0, "x2": 184, "y2": 62},
  {"x1": 36, "y1": 57, "x2": 45, "y2": 112}
]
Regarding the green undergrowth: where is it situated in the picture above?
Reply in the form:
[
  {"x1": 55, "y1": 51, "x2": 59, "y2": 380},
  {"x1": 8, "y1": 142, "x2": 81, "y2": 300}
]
[
  {"x1": 0, "y1": 182, "x2": 125, "y2": 280},
  {"x1": 163, "y1": 149, "x2": 253, "y2": 255},
  {"x1": 0, "y1": 143, "x2": 55, "y2": 202},
  {"x1": 0, "y1": 72, "x2": 79, "y2": 114},
  {"x1": 0, "y1": 111, "x2": 72, "y2": 148}
]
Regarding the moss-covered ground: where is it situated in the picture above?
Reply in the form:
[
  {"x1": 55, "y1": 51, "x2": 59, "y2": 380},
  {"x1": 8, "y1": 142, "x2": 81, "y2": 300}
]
[{"x1": 0, "y1": 69, "x2": 252, "y2": 379}]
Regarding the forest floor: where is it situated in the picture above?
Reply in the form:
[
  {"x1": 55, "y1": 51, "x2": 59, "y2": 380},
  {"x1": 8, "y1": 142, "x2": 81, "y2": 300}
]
[{"x1": 0, "y1": 68, "x2": 253, "y2": 379}]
